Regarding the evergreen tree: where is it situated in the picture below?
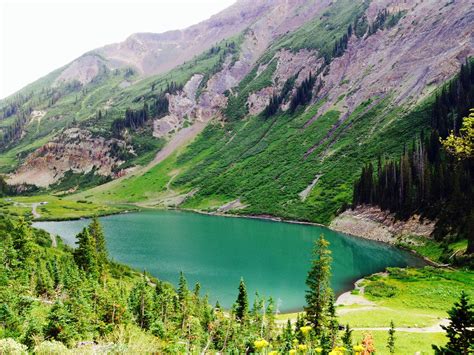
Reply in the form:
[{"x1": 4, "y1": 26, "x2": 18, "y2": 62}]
[
  {"x1": 73, "y1": 228, "x2": 98, "y2": 277},
  {"x1": 342, "y1": 324, "x2": 353, "y2": 349},
  {"x1": 235, "y1": 278, "x2": 248, "y2": 322},
  {"x1": 433, "y1": 291, "x2": 474, "y2": 354},
  {"x1": 387, "y1": 320, "x2": 396, "y2": 354},
  {"x1": 282, "y1": 319, "x2": 294, "y2": 352},
  {"x1": 305, "y1": 234, "x2": 332, "y2": 334},
  {"x1": 88, "y1": 217, "x2": 108, "y2": 275},
  {"x1": 177, "y1": 271, "x2": 189, "y2": 302}
]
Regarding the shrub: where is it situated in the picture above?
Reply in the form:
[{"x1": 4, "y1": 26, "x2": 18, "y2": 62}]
[
  {"x1": 34, "y1": 340, "x2": 69, "y2": 354},
  {"x1": 365, "y1": 281, "x2": 397, "y2": 298},
  {"x1": 0, "y1": 338, "x2": 28, "y2": 355}
]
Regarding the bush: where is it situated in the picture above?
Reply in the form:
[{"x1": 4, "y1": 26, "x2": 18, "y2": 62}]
[
  {"x1": 34, "y1": 340, "x2": 69, "y2": 354},
  {"x1": 0, "y1": 338, "x2": 28, "y2": 355},
  {"x1": 365, "y1": 281, "x2": 397, "y2": 298}
]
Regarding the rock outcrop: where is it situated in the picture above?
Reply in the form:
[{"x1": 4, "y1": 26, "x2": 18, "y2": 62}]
[
  {"x1": 7, "y1": 129, "x2": 129, "y2": 187},
  {"x1": 330, "y1": 205, "x2": 436, "y2": 244}
]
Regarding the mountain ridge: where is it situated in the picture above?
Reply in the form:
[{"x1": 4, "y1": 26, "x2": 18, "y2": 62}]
[{"x1": 0, "y1": 0, "x2": 472, "y2": 225}]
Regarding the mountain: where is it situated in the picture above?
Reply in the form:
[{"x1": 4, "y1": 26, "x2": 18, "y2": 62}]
[{"x1": 0, "y1": 0, "x2": 472, "y2": 225}]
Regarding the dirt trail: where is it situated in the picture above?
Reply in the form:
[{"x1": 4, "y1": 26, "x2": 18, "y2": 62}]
[
  {"x1": 14, "y1": 201, "x2": 42, "y2": 219},
  {"x1": 73, "y1": 121, "x2": 207, "y2": 198},
  {"x1": 352, "y1": 318, "x2": 450, "y2": 333}
]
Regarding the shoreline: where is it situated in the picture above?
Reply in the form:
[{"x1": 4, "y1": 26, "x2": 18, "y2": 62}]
[{"x1": 33, "y1": 204, "x2": 440, "y2": 315}]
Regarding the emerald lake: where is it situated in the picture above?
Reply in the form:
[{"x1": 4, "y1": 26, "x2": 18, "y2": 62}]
[{"x1": 33, "y1": 210, "x2": 424, "y2": 312}]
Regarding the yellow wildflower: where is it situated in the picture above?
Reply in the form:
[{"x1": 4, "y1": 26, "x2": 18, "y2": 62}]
[
  {"x1": 254, "y1": 339, "x2": 269, "y2": 351},
  {"x1": 297, "y1": 344, "x2": 308, "y2": 352},
  {"x1": 315, "y1": 347, "x2": 323, "y2": 353},
  {"x1": 289, "y1": 350, "x2": 297, "y2": 355},
  {"x1": 353, "y1": 344, "x2": 365, "y2": 355},
  {"x1": 300, "y1": 325, "x2": 312, "y2": 336},
  {"x1": 268, "y1": 351, "x2": 278, "y2": 355}
]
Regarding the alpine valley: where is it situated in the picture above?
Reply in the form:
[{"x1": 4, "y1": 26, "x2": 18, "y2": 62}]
[{"x1": 1, "y1": 0, "x2": 473, "y2": 353}]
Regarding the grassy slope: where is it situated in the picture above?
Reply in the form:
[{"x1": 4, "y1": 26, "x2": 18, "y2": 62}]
[{"x1": 276, "y1": 267, "x2": 473, "y2": 353}]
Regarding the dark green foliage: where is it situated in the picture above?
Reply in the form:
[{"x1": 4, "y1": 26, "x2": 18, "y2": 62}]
[
  {"x1": 235, "y1": 278, "x2": 248, "y2": 321},
  {"x1": 353, "y1": 59, "x2": 474, "y2": 254},
  {"x1": 367, "y1": 9, "x2": 405, "y2": 36},
  {"x1": 365, "y1": 281, "x2": 397, "y2": 298},
  {"x1": 305, "y1": 234, "x2": 332, "y2": 334},
  {"x1": 387, "y1": 320, "x2": 396, "y2": 353},
  {"x1": 262, "y1": 76, "x2": 296, "y2": 118},
  {"x1": 433, "y1": 291, "x2": 474, "y2": 354},
  {"x1": 342, "y1": 324, "x2": 353, "y2": 349},
  {"x1": 73, "y1": 228, "x2": 98, "y2": 277},
  {"x1": 89, "y1": 216, "x2": 108, "y2": 277},
  {"x1": 289, "y1": 72, "x2": 317, "y2": 113},
  {"x1": 432, "y1": 59, "x2": 474, "y2": 137}
]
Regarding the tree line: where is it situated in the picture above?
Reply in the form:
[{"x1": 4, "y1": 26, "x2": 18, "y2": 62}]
[{"x1": 353, "y1": 59, "x2": 474, "y2": 257}]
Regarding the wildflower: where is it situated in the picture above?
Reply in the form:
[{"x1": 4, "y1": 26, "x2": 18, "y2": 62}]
[
  {"x1": 254, "y1": 339, "x2": 269, "y2": 352},
  {"x1": 353, "y1": 344, "x2": 365, "y2": 355},
  {"x1": 300, "y1": 325, "x2": 312, "y2": 336},
  {"x1": 297, "y1": 344, "x2": 308, "y2": 352},
  {"x1": 329, "y1": 346, "x2": 346, "y2": 355},
  {"x1": 289, "y1": 350, "x2": 297, "y2": 355},
  {"x1": 268, "y1": 351, "x2": 279, "y2": 355},
  {"x1": 315, "y1": 347, "x2": 323, "y2": 353}
]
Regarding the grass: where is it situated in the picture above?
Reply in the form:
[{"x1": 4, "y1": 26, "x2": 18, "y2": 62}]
[
  {"x1": 1, "y1": 195, "x2": 125, "y2": 221},
  {"x1": 351, "y1": 331, "x2": 446, "y2": 355},
  {"x1": 338, "y1": 307, "x2": 440, "y2": 328},
  {"x1": 276, "y1": 267, "x2": 470, "y2": 353}
]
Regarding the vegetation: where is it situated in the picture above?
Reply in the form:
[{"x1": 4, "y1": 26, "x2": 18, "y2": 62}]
[
  {"x1": 353, "y1": 59, "x2": 474, "y2": 260},
  {"x1": 432, "y1": 291, "x2": 474, "y2": 354},
  {"x1": 8, "y1": 216, "x2": 465, "y2": 353}
]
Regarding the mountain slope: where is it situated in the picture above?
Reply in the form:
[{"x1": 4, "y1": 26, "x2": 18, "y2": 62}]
[{"x1": 1, "y1": 0, "x2": 473, "y2": 225}]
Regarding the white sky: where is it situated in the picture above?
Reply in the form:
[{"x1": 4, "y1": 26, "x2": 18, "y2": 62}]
[{"x1": 0, "y1": 0, "x2": 236, "y2": 99}]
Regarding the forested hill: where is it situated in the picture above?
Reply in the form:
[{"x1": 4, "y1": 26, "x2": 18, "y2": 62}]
[{"x1": 0, "y1": 0, "x2": 473, "y2": 228}]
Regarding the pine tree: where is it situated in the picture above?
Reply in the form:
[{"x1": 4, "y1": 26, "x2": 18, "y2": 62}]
[
  {"x1": 235, "y1": 278, "x2": 248, "y2": 321},
  {"x1": 387, "y1": 320, "x2": 396, "y2": 353},
  {"x1": 342, "y1": 324, "x2": 353, "y2": 349},
  {"x1": 433, "y1": 291, "x2": 474, "y2": 354},
  {"x1": 11, "y1": 218, "x2": 34, "y2": 264},
  {"x1": 282, "y1": 319, "x2": 294, "y2": 351},
  {"x1": 73, "y1": 228, "x2": 98, "y2": 277},
  {"x1": 177, "y1": 271, "x2": 189, "y2": 302},
  {"x1": 88, "y1": 217, "x2": 108, "y2": 276},
  {"x1": 305, "y1": 234, "x2": 332, "y2": 334}
]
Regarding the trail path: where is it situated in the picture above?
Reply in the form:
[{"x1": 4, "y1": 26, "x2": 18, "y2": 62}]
[
  {"x1": 352, "y1": 318, "x2": 449, "y2": 333},
  {"x1": 73, "y1": 121, "x2": 207, "y2": 199},
  {"x1": 13, "y1": 201, "x2": 42, "y2": 219}
]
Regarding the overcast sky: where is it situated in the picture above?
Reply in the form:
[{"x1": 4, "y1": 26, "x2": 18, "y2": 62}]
[{"x1": 0, "y1": 0, "x2": 236, "y2": 99}]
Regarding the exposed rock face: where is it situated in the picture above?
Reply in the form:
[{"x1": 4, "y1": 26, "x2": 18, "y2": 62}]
[
  {"x1": 154, "y1": 74, "x2": 204, "y2": 137},
  {"x1": 55, "y1": 55, "x2": 106, "y2": 85},
  {"x1": 59, "y1": 0, "x2": 332, "y2": 83},
  {"x1": 246, "y1": 49, "x2": 322, "y2": 116},
  {"x1": 330, "y1": 205, "x2": 435, "y2": 244},
  {"x1": 7, "y1": 129, "x2": 129, "y2": 187},
  {"x1": 305, "y1": 0, "x2": 474, "y2": 129}
]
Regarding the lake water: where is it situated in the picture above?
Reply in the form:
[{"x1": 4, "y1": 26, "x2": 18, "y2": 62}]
[{"x1": 33, "y1": 210, "x2": 424, "y2": 312}]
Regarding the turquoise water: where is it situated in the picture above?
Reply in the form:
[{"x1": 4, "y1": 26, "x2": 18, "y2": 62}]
[{"x1": 34, "y1": 210, "x2": 424, "y2": 312}]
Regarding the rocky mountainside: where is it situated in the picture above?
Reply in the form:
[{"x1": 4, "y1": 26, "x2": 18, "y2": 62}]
[
  {"x1": 55, "y1": 0, "x2": 332, "y2": 84},
  {"x1": 0, "y1": 0, "x2": 473, "y2": 224}
]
